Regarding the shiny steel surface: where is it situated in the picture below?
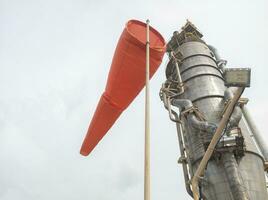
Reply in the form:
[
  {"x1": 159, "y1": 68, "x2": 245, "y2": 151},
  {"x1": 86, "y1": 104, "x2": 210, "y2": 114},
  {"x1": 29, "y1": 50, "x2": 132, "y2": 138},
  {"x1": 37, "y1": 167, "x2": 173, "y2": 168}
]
[{"x1": 163, "y1": 28, "x2": 268, "y2": 199}]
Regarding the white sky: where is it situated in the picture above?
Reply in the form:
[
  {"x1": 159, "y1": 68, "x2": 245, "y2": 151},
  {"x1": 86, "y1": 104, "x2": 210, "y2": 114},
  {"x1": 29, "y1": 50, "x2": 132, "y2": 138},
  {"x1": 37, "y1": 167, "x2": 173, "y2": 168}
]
[{"x1": 0, "y1": 0, "x2": 268, "y2": 199}]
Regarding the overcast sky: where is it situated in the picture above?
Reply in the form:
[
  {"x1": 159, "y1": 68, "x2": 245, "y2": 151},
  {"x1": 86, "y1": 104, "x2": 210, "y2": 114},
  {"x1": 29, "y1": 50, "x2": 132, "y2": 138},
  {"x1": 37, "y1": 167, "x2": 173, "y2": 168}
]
[{"x1": 1, "y1": 0, "x2": 268, "y2": 200}]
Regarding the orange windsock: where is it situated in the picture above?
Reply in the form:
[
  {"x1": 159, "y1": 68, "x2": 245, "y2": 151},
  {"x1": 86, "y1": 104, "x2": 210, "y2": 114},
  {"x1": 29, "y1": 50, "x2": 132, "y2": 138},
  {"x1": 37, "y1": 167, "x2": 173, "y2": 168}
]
[{"x1": 80, "y1": 20, "x2": 166, "y2": 156}]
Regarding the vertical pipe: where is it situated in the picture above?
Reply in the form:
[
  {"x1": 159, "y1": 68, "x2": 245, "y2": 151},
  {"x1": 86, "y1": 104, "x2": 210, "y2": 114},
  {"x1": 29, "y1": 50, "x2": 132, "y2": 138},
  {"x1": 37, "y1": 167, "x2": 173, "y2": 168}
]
[
  {"x1": 242, "y1": 106, "x2": 268, "y2": 161},
  {"x1": 170, "y1": 51, "x2": 183, "y2": 84},
  {"x1": 222, "y1": 152, "x2": 250, "y2": 200},
  {"x1": 208, "y1": 45, "x2": 226, "y2": 71},
  {"x1": 170, "y1": 51, "x2": 184, "y2": 95},
  {"x1": 208, "y1": 45, "x2": 221, "y2": 61},
  {"x1": 192, "y1": 87, "x2": 244, "y2": 200},
  {"x1": 144, "y1": 19, "x2": 150, "y2": 200},
  {"x1": 175, "y1": 118, "x2": 193, "y2": 197}
]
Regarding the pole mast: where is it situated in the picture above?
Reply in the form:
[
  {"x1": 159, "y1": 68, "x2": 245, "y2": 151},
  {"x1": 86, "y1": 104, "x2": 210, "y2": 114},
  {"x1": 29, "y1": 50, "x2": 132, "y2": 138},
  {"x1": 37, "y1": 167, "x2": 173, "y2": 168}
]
[{"x1": 144, "y1": 19, "x2": 151, "y2": 200}]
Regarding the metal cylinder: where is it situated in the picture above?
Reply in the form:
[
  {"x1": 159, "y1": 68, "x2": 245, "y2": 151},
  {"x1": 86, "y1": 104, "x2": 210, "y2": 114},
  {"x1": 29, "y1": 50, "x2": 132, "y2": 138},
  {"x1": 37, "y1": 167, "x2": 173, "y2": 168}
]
[
  {"x1": 242, "y1": 106, "x2": 268, "y2": 161},
  {"x1": 164, "y1": 33, "x2": 268, "y2": 199}
]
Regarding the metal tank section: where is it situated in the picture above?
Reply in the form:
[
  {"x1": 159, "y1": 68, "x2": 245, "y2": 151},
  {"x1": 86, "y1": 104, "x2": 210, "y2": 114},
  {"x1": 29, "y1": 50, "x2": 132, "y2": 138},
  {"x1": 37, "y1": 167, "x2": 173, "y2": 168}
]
[{"x1": 160, "y1": 21, "x2": 268, "y2": 200}]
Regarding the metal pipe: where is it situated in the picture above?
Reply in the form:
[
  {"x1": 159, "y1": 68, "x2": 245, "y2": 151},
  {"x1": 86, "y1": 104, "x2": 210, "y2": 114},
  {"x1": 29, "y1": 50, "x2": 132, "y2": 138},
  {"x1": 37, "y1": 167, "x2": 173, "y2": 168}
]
[
  {"x1": 224, "y1": 88, "x2": 234, "y2": 100},
  {"x1": 171, "y1": 99, "x2": 193, "y2": 109},
  {"x1": 173, "y1": 112, "x2": 193, "y2": 197},
  {"x1": 208, "y1": 45, "x2": 221, "y2": 61},
  {"x1": 222, "y1": 152, "x2": 250, "y2": 200},
  {"x1": 228, "y1": 106, "x2": 242, "y2": 128},
  {"x1": 161, "y1": 90, "x2": 181, "y2": 123},
  {"x1": 224, "y1": 88, "x2": 243, "y2": 129},
  {"x1": 161, "y1": 92, "x2": 193, "y2": 196},
  {"x1": 242, "y1": 106, "x2": 268, "y2": 161},
  {"x1": 172, "y1": 99, "x2": 217, "y2": 134},
  {"x1": 144, "y1": 19, "x2": 150, "y2": 200},
  {"x1": 188, "y1": 115, "x2": 217, "y2": 134},
  {"x1": 167, "y1": 97, "x2": 181, "y2": 123},
  {"x1": 208, "y1": 45, "x2": 227, "y2": 71},
  {"x1": 170, "y1": 51, "x2": 184, "y2": 95},
  {"x1": 192, "y1": 87, "x2": 245, "y2": 200}
]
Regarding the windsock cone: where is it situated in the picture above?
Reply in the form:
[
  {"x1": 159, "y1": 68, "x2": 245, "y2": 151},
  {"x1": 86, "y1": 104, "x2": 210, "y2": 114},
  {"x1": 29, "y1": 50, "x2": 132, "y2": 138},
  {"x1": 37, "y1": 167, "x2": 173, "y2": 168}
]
[{"x1": 80, "y1": 20, "x2": 165, "y2": 156}]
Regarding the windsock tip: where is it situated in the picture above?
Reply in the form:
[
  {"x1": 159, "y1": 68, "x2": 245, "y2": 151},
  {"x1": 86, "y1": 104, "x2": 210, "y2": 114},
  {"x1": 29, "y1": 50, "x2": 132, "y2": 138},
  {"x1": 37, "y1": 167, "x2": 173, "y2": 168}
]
[{"x1": 80, "y1": 149, "x2": 90, "y2": 156}]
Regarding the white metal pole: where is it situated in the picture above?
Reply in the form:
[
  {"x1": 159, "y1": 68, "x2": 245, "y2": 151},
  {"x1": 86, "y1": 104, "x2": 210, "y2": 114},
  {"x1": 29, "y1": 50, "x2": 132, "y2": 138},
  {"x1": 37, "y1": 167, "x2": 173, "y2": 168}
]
[{"x1": 144, "y1": 19, "x2": 151, "y2": 200}]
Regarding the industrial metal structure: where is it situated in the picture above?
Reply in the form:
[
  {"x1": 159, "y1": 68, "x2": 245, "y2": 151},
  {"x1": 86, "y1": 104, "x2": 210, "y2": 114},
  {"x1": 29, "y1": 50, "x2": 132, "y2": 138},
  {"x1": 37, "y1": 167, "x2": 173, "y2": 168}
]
[{"x1": 160, "y1": 21, "x2": 268, "y2": 200}]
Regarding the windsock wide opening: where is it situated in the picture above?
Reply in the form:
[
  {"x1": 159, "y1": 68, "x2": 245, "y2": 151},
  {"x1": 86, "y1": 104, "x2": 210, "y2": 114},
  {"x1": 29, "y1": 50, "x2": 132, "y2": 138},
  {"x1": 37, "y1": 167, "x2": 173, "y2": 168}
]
[{"x1": 126, "y1": 20, "x2": 166, "y2": 51}]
